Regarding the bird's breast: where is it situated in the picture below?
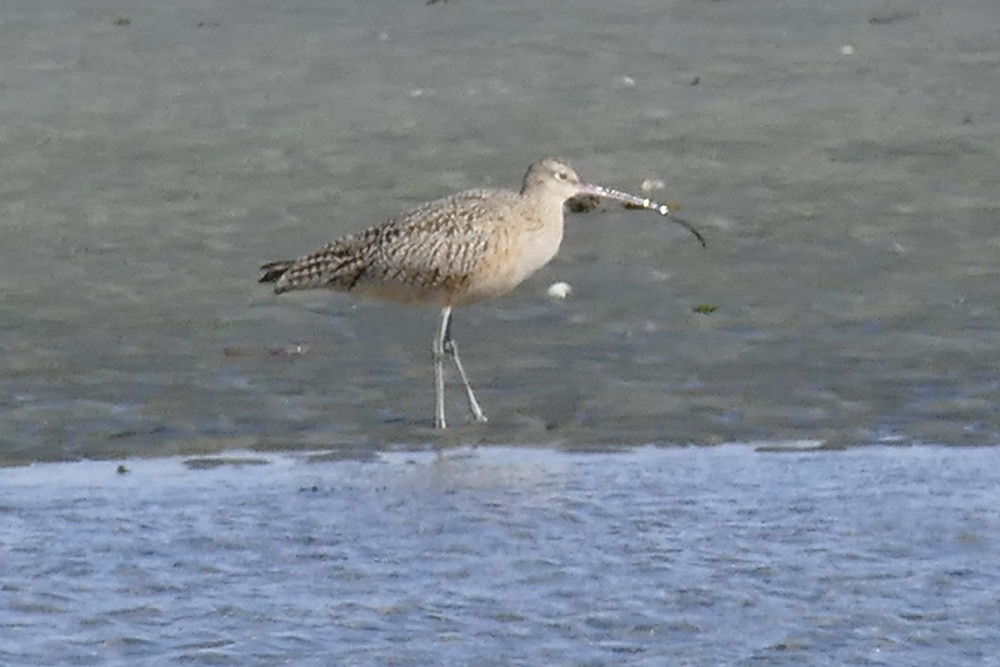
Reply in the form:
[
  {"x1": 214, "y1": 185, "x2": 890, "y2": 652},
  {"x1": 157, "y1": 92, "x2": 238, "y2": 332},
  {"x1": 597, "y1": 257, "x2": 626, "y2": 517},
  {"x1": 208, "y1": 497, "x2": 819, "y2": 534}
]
[{"x1": 456, "y1": 216, "x2": 564, "y2": 305}]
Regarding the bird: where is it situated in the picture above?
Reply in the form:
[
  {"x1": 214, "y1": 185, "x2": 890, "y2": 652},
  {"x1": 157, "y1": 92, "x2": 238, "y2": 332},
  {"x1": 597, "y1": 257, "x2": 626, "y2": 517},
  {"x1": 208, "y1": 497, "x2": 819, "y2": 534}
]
[{"x1": 260, "y1": 157, "x2": 704, "y2": 429}]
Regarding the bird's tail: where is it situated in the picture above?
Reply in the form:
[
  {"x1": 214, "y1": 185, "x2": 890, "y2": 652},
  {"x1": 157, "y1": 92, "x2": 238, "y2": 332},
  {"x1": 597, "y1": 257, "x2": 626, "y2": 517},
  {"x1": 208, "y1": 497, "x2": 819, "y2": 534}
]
[{"x1": 259, "y1": 260, "x2": 294, "y2": 284}]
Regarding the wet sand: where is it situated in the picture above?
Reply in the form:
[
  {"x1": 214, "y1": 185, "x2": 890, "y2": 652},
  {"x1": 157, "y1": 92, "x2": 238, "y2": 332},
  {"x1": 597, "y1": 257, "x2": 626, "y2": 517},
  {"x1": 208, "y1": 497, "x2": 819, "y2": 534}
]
[{"x1": 1, "y1": 0, "x2": 999, "y2": 461}]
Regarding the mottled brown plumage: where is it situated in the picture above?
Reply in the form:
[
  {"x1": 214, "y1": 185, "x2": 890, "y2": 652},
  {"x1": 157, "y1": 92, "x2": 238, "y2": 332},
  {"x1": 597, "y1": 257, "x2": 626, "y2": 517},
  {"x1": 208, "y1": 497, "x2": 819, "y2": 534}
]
[
  {"x1": 261, "y1": 165, "x2": 575, "y2": 306},
  {"x1": 260, "y1": 157, "x2": 703, "y2": 428}
]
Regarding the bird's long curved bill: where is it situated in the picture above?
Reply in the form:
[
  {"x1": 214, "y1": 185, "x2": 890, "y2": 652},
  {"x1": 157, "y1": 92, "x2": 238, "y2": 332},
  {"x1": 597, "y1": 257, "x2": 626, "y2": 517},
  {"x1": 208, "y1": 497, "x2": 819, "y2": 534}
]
[{"x1": 580, "y1": 183, "x2": 706, "y2": 248}]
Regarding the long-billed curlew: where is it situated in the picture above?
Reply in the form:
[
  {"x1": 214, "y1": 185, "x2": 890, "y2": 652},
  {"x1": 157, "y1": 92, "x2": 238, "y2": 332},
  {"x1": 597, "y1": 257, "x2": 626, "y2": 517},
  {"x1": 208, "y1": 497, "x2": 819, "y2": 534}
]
[{"x1": 260, "y1": 157, "x2": 704, "y2": 428}]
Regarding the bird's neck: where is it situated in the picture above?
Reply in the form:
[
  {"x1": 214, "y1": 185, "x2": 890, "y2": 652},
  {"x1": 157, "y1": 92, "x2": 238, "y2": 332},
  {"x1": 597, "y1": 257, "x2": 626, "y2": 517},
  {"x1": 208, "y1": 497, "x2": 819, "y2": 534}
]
[{"x1": 516, "y1": 191, "x2": 568, "y2": 233}]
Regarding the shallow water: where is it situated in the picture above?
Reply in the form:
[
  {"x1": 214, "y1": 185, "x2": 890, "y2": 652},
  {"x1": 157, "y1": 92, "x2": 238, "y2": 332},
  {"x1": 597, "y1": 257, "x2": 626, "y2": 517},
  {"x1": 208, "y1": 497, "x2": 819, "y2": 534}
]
[
  {"x1": 2, "y1": 445, "x2": 999, "y2": 666},
  {"x1": 1, "y1": 4, "x2": 1000, "y2": 457},
  {"x1": 4, "y1": 4, "x2": 999, "y2": 664}
]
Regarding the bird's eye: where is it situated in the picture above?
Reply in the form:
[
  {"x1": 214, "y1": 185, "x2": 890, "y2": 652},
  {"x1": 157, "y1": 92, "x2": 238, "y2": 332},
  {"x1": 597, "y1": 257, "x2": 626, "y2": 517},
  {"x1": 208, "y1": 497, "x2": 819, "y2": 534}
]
[{"x1": 555, "y1": 171, "x2": 569, "y2": 181}]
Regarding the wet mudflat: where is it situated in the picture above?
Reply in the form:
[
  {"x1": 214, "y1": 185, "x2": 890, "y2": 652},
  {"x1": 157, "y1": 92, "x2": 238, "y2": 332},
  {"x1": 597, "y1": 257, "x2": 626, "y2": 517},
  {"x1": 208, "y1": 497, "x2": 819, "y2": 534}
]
[
  {"x1": 2, "y1": 445, "x2": 999, "y2": 666},
  {"x1": 1, "y1": 0, "x2": 998, "y2": 461}
]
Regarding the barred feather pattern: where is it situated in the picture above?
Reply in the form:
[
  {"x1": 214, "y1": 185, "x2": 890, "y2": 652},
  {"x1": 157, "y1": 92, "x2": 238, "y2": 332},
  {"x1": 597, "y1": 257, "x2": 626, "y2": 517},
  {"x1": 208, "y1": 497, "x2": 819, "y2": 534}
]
[{"x1": 262, "y1": 189, "x2": 545, "y2": 307}]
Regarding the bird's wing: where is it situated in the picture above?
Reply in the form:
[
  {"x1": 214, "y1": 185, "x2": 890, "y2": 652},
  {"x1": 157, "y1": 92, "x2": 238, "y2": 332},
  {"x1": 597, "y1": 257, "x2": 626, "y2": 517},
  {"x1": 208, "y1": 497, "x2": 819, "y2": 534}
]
[
  {"x1": 359, "y1": 189, "x2": 518, "y2": 282},
  {"x1": 275, "y1": 189, "x2": 518, "y2": 293}
]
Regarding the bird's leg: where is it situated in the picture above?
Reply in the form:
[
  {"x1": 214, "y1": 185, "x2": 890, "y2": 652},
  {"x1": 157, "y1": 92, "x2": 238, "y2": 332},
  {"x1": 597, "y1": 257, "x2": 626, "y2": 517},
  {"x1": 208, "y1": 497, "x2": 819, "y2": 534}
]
[
  {"x1": 433, "y1": 307, "x2": 449, "y2": 429},
  {"x1": 441, "y1": 308, "x2": 488, "y2": 424}
]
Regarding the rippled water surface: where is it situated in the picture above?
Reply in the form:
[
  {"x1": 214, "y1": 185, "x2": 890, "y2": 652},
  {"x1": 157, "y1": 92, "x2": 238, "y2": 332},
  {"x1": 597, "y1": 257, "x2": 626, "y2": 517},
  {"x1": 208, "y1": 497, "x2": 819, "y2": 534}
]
[{"x1": 3, "y1": 445, "x2": 999, "y2": 666}]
